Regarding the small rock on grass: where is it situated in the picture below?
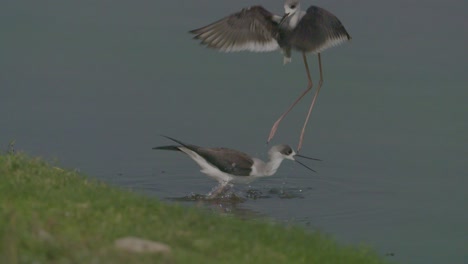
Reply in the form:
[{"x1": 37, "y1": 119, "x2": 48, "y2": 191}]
[{"x1": 114, "y1": 236, "x2": 171, "y2": 254}]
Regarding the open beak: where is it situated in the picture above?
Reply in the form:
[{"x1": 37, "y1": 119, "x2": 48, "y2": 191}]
[
  {"x1": 295, "y1": 154, "x2": 322, "y2": 161},
  {"x1": 295, "y1": 159, "x2": 316, "y2": 173},
  {"x1": 279, "y1": 13, "x2": 290, "y2": 26},
  {"x1": 294, "y1": 154, "x2": 322, "y2": 173}
]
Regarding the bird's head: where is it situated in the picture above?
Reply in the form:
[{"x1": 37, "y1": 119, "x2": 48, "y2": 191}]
[
  {"x1": 283, "y1": 0, "x2": 300, "y2": 17},
  {"x1": 269, "y1": 144, "x2": 320, "y2": 172},
  {"x1": 269, "y1": 144, "x2": 295, "y2": 160}
]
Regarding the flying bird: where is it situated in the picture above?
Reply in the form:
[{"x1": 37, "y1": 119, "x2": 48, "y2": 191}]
[
  {"x1": 190, "y1": 0, "x2": 351, "y2": 151},
  {"x1": 153, "y1": 135, "x2": 319, "y2": 197}
]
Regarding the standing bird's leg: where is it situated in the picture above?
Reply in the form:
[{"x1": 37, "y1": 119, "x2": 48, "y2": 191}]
[
  {"x1": 208, "y1": 182, "x2": 229, "y2": 198},
  {"x1": 297, "y1": 53, "x2": 323, "y2": 152},
  {"x1": 267, "y1": 52, "x2": 314, "y2": 143}
]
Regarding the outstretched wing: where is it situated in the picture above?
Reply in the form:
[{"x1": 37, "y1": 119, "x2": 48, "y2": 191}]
[
  {"x1": 290, "y1": 6, "x2": 351, "y2": 53},
  {"x1": 190, "y1": 6, "x2": 281, "y2": 52}
]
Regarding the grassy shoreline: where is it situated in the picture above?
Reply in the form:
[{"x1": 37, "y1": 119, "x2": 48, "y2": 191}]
[{"x1": 0, "y1": 153, "x2": 387, "y2": 263}]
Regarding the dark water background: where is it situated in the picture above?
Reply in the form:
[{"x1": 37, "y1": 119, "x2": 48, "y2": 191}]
[{"x1": 1, "y1": 1, "x2": 467, "y2": 263}]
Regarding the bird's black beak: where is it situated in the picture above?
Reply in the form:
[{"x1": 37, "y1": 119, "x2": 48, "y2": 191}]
[
  {"x1": 279, "y1": 13, "x2": 290, "y2": 26},
  {"x1": 294, "y1": 154, "x2": 322, "y2": 173},
  {"x1": 295, "y1": 154, "x2": 322, "y2": 161},
  {"x1": 295, "y1": 159, "x2": 316, "y2": 173}
]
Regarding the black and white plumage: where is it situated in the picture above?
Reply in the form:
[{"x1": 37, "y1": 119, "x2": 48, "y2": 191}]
[
  {"x1": 190, "y1": 6, "x2": 280, "y2": 53},
  {"x1": 190, "y1": 0, "x2": 351, "y2": 151},
  {"x1": 153, "y1": 135, "x2": 319, "y2": 196}
]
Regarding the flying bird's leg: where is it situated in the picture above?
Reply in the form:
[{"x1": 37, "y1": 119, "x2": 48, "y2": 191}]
[
  {"x1": 267, "y1": 52, "x2": 314, "y2": 143},
  {"x1": 297, "y1": 53, "x2": 323, "y2": 152}
]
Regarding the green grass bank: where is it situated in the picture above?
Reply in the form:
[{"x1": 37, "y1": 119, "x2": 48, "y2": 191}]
[{"x1": 0, "y1": 153, "x2": 388, "y2": 263}]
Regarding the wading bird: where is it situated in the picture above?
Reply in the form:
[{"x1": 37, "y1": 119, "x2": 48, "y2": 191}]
[
  {"x1": 153, "y1": 135, "x2": 319, "y2": 197},
  {"x1": 190, "y1": 0, "x2": 351, "y2": 151}
]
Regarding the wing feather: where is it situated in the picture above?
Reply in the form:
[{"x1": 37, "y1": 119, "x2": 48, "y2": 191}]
[
  {"x1": 157, "y1": 136, "x2": 253, "y2": 176},
  {"x1": 190, "y1": 6, "x2": 280, "y2": 52},
  {"x1": 196, "y1": 148, "x2": 253, "y2": 176},
  {"x1": 290, "y1": 6, "x2": 351, "y2": 53}
]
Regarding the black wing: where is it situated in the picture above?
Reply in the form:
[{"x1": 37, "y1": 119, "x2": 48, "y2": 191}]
[
  {"x1": 153, "y1": 145, "x2": 181, "y2": 151},
  {"x1": 156, "y1": 136, "x2": 253, "y2": 176},
  {"x1": 190, "y1": 6, "x2": 280, "y2": 52},
  {"x1": 290, "y1": 6, "x2": 351, "y2": 53},
  {"x1": 196, "y1": 147, "x2": 254, "y2": 176},
  {"x1": 153, "y1": 136, "x2": 202, "y2": 152}
]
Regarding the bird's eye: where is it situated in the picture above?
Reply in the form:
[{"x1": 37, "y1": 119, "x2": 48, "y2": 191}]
[
  {"x1": 287, "y1": 150, "x2": 292, "y2": 155},
  {"x1": 290, "y1": 5, "x2": 296, "y2": 9}
]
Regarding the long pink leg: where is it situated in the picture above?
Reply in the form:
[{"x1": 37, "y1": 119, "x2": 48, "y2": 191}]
[
  {"x1": 297, "y1": 53, "x2": 323, "y2": 152},
  {"x1": 267, "y1": 52, "x2": 313, "y2": 143}
]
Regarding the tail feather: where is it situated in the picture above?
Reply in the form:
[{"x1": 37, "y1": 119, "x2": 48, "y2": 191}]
[
  {"x1": 152, "y1": 145, "x2": 181, "y2": 151},
  {"x1": 160, "y1": 135, "x2": 190, "y2": 148},
  {"x1": 153, "y1": 135, "x2": 200, "y2": 152}
]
